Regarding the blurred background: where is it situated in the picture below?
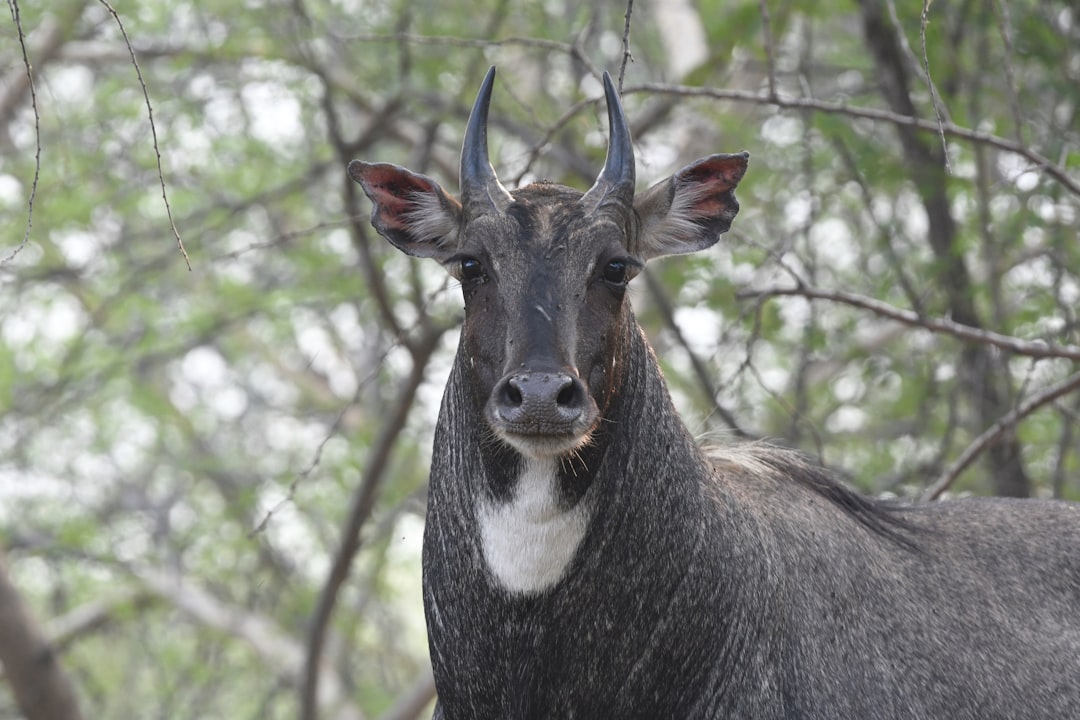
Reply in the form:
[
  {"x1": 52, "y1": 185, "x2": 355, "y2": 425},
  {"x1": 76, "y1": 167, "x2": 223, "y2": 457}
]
[{"x1": 1, "y1": 0, "x2": 1077, "y2": 718}]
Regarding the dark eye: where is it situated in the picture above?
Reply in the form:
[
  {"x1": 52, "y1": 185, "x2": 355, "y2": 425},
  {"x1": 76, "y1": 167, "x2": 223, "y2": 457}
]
[
  {"x1": 602, "y1": 259, "x2": 628, "y2": 286},
  {"x1": 459, "y1": 257, "x2": 485, "y2": 283}
]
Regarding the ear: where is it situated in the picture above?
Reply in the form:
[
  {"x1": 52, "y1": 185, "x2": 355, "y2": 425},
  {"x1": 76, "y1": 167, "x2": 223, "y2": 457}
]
[
  {"x1": 631, "y1": 152, "x2": 749, "y2": 260},
  {"x1": 348, "y1": 160, "x2": 463, "y2": 261}
]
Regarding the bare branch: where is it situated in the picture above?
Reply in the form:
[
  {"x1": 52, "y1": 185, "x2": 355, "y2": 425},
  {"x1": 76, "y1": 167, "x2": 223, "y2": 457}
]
[
  {"x1": 643, "y1": 269, "x2": 753, "y2": 439},
  {"x1": 511, "y1": 95, "x2": 597, "y2": 186},
  {"x1": 917, "y1": 0, "x2": 952, "y2": 172},
  {"x1": 0, "y1": 6, "x2": 69, "y2": 126},
  {"x1": 758, "y1": 0, "x2": 777, "y2": 99},
  {"x1": 625, "y1": 82, "x2": 1080, "y2": 197},
  {"x1": 2, "y1": 0, "x2": 41, "y2": 267},
  {"x1": 739, "y1": 284, "x2": 1080, "y2": 362},
  {"x1": 48, "y1": 589, "x2": 154, "y2": 652},
  {"x1": 97, "y1": 0, "x2": 191, "y2": 270},
  {"x1": 923, "y1": 371, "x2": 1080, "y2": 500},
  {"x1": 618, "y1": 0, "x2": 634, "y2": 91},
  {"x1": 212, "y1": 217, "x2": 357, "y2": 262},
  {"x1": 991, "y1": 0, "x2": 1025, "y2": 146},
  {"x1": 328, "y1": 30, "x2": 601, "y2": 78}
]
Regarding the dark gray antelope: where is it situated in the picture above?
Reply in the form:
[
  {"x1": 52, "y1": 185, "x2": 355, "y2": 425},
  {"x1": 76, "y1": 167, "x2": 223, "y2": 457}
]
[{"x1": 349, "y1": 68, "x2": 1080, "y2": 719}]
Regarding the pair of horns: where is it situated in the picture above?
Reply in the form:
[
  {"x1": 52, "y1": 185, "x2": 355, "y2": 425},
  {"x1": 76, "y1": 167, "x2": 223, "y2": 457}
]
[{"x1": 460, "y1": 66, "x2": 635, "y2": 215}]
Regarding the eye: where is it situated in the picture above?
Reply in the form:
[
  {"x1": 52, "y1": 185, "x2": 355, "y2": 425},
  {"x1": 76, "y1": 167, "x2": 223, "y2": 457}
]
[
  {"x1": 459, "y1": 257, "x2": 485, "y2": 283},
  {"x1": 602, "y1": 259, "x2": 628, "y2": 286}
]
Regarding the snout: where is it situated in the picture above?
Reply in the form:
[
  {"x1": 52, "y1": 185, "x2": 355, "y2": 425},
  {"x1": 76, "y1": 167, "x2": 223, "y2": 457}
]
[{"x1": 487, "y1": 368, "x2": 598, "y2": 457}]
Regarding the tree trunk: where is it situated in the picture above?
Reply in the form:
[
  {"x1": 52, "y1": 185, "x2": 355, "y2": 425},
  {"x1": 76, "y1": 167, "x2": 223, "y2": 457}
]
[
  {"x1": 858, "y1": 0, "x2": 1031, "y2": 497},
  {"x1": 0, "y1": 551, "x2": 85, "y2": 720}
]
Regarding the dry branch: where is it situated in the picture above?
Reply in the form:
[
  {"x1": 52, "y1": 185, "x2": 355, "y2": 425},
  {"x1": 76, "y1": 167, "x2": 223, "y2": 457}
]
[
  {"x1": 740, "y1": 284, "x2": 1080, "y2": 362},
  {"x1": 2, "y1": 0, "x2": 42, "y2": 267},
  {"x1": 923, "y1": 371, "x2": 1080, "y2": 500},
  {"x1": 97, "y1": 0, "x2": 190, "y2": 270},
  {"x1": 626, "y1": 82, "x2": 1080, "y2": 198}
]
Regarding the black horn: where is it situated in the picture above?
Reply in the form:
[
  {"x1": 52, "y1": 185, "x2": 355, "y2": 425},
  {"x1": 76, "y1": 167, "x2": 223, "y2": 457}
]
[
  {"x1": 581, "y1": 71, "x2": 636, "y2": 212},
  {"x1": 460, "y1": 66, "x2": 513, "y2": 216}
]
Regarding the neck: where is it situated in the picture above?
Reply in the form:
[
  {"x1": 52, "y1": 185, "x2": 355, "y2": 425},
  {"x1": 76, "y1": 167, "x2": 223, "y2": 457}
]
[
  {"x1": 426, "y1": 317, "x2": 710, "y2": 586},
  {"x1": 423, "y1": 321, "x2": 758, "y2": 715}
]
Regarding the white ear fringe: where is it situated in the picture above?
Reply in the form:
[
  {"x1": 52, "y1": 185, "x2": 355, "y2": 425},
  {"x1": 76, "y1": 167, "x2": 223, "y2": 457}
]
[{"x1": 404, "y1": 191, "x2": 461, "y2": 247}]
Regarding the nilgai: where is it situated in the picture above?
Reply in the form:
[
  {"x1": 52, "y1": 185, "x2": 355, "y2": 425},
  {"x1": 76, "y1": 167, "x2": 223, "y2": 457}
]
[{"x1": 349, "y1": 67, "x2": 1080, "y2": 719}]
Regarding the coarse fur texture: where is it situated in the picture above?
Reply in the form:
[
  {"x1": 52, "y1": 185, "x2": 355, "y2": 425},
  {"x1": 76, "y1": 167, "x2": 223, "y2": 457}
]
[{"x1": 351, "y1": 67, "x2": 1080, "y2": 720}]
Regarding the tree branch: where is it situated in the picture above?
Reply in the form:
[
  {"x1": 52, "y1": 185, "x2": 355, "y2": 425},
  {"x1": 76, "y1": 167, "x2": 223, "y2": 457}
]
[
  {"x1": 644, "y1": 269, "x2": 753, "y2": 438},
  {"x1": 47, "y1": 589, "x2": 154, "y2": 653},
  {"x1": 923, "y1": 370, "x2": 1080, "y2": 500},
  {"x1": 740, "y1": 284, "x2": 1080, "y2": 362},
  {"x1": 624, "y1": 82, "x2": 1080, "y2": 198},
  {"x1": 97, "y1": 0, "x2": 190, "y2": 270},
  {"x1": 2, "y1": 0, "x2": 42, "y2": 267},
  {"x1": 618, "y1": 0, "x2": 634, "y2": 90},
  {"x1": 300, "y1": 326, "x2": 444, "y2": 720},
  {"x1": 133, "y1": 567, "x2": 364, "y2": 720}
]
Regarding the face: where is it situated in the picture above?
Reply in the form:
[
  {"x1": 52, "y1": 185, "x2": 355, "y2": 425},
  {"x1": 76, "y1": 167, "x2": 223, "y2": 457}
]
[
  {"x1": 445, "y1": 186, "x2": 642, "y2": 461},
  {"x1": 349, "y1": 68, "x2": 747, "y2": 466}
]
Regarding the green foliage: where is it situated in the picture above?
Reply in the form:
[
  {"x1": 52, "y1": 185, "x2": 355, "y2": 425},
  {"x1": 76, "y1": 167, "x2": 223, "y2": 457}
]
[{"x1": 1, "y1": 0, "x2": 1078, "y2": 717}]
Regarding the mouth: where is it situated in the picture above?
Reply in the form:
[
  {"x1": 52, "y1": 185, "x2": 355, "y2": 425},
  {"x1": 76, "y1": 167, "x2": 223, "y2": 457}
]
[
  {"x1": 494, "y1": 427, "x2": 594, "y2": 459},
  {"x1": 486, "y1": 410, "x2": 598, "y2": 459}
]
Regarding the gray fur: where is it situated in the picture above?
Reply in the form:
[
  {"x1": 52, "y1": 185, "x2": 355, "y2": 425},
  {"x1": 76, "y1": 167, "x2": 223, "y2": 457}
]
[{"x1": 351, "y1": 68, "x2": 1080, "y2": 720}]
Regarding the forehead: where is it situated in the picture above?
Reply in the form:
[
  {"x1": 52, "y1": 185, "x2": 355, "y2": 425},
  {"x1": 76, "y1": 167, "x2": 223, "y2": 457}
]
[{"x1": 467, "y1": 183, "x2": 624, "y2": 260}]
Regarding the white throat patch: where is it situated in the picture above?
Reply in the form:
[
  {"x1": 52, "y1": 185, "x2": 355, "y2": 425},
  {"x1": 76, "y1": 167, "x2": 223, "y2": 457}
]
[{"x1": 477, "y1": 458, "x2": 589, "y2": 595}]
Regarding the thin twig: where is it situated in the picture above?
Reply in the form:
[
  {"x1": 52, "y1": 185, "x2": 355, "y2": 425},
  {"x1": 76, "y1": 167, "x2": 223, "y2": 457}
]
[
  {"x1": 618, "y1": 0, "x2": 634, "y2": 91},
  {"x1": 882, "y1": 0, "x2": 951, "y2": 144},
  {"x1": 511, "y1": 96, "x2": 597, "y2": 186},
  {"x1": 991, "y1": 0, "x2": 1025, "y2": 146},
  {"x1": 740, "y1": 284, "x2": 1080, "y2": 362},
  {"x1": 759, "y1": 0, "x2": 777, "y2": 99},
  {"x1": 644, "y1": 269, "x2": 752, "y2": 438},
  {"x1": 919, "y1": 0, "x2": 952, "y2": 173},
  {"x1": 923, "y1": 371, "x2": 1080, "y2": 500},
  {"x1": 2, "y1": 0, "x2": 41, "y2": 267},
  {"x1": 212, "y1": 217, "x2": 357, "y2": 262},
  {"x1": 248, "y1": 399, "x2": 352, "y2": 538},
  {"x1": 625, "y1": 82, "x2": 1080, "y2": 197},
  {"x1": 249, "y1": 299, "x2": 454, "y2": 536},
  {"x1": 331, "y1": 30, "x2": 600, "y2": 78},
  {"x1": 98, "y1": 0, "x2": 191, "y2": 270}
]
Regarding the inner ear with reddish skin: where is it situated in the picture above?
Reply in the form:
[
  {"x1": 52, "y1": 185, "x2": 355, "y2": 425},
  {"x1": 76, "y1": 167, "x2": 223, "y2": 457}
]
[
  {"x1": 351, "y1": 164, "x2": 441, "y2": 231},
  {"x1": 676, "y1": 153, "x2": 749, "y2": 218}
]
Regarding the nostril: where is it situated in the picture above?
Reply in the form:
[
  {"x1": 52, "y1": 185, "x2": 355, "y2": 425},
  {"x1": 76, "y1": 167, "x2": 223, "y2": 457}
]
[
  {"x1": 503, "y1": 380, "x2": 523, "y2": 407},
  {"x1": 556, "y1": 381, "x2": 577, "y2": 407}
]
